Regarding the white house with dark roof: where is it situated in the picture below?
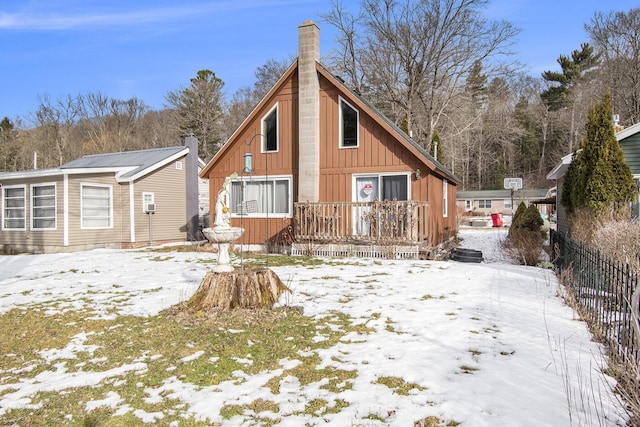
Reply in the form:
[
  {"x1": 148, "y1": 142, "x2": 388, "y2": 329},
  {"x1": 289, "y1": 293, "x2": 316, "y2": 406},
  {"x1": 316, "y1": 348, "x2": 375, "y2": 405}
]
[{"x1": 0, "y1": 137, "x2": 200, "y2": 253}]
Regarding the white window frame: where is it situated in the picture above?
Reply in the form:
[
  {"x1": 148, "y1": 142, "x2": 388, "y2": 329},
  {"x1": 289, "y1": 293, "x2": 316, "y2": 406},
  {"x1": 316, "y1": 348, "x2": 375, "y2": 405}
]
[
  {"x1": 31, "y1": 183, "x2": 57, "y2": 230},
  {"x1": 352, "y1": 172, "x2": 411, "y2": 201},
  {"x1": 229, "y1": 175, "x2": 292, "y2": 219},
  {"x1": 443, "y1": 179, "x2": 448, "y2": 217},
  {"x1": 339, "y1": 96, "x2": 359, "y2": 148},
  {"x1": 465, "y1": 200, "x2": 472, "y2": 211},
  {"x1": 478, "y1": 199, "x2": 491, "y2": 209},
  {"x1": 142, "y1": 192, "x2": 155, "y2": 213},
  {"x1": 81, "y1": 183, "x2": 113, "y2": 229},
  {"x1": 504, "y1": 198, "x2": 512, "y2": 210},
  {"x1": 261, "y1": 103, "x2": 279, "y2": 153},
  {"x1": 2, "y1": 184, "x2": 26, "y2": 231}
]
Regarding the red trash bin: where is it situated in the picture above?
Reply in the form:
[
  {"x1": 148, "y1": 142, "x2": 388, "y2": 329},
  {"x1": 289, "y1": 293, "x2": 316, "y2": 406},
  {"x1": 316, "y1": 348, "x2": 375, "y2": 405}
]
[{"x1": 490, "y1": 213, "x2": 503, "y2": 227}]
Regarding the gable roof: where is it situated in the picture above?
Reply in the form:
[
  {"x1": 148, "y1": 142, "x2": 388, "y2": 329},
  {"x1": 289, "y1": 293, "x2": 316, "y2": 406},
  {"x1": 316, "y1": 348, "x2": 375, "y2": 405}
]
[
  {"x1": 61, "y1": 146, "x2": 188, "y2": 182},
  {"x1": 0, "y1": 146, "x2": 189, "y2": 183},
  {"x1": 616, "y1": 122, "x2": 640, "y2": 142},
  {"x1": 201, "y1": 60, "x2": 460, "y2": 185},
  {"x1": 200, "y1": 60, "x2": 299, "y2": 177},
  {"x1": 315, "y1": 64, "x2": 460, "y2": 184}
]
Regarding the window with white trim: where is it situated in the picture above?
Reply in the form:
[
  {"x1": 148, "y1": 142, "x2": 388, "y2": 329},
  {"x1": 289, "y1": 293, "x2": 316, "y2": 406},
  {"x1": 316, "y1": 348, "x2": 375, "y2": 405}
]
[
  {"x1": 443, "y1": 179, "x2": 448, "y2": 217},
  {"x1": 478, "y1": 199, "x2": 491, "y2": 209},
  {"x1": 81, "y1": 184, "x2": 112, "y2": 228},
  {"x1": 31, "y1": 184, "x2": 56, "y2": 230},
  {"x1": 262, "y1": 104, "x2": 278, "y2": 152},
  {"x1": 339, "y1": 97, "x2": 359, "y2": 148},
  {"x1": 465, "y1": 200, "x2": 472, "y2": 211},
  {"x1": 2, "y1": 185, "x2": 26, "y2": 230},
  {"x1": 229, "y1": 176, "x2": 292, "y2": 218},
  {"x1": 355, "y1": 174, "x2": 409, "y2": 201},
  {"x1": 142, "y1": 192, "x2": 155, "y2": 212},
  {"x1": 504, "y1": 198, "x2": 512, "y2": 209}
]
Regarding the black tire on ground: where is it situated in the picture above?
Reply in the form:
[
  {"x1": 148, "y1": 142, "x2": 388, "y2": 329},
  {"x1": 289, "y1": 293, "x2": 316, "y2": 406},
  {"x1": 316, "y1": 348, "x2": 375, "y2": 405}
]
[
  {"x1": 452, "y1": 248, "x2": 483, "y2": 258},
  {"x1": 450, "y1": 253, "x2": 483, "y2": 263}
]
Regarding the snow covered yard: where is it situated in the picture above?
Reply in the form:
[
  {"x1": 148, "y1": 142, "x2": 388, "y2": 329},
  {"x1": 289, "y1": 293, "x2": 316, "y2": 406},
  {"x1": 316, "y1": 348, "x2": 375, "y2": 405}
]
[{"x1": 0, "y1": 229, "x2": 628, "y2": 426}]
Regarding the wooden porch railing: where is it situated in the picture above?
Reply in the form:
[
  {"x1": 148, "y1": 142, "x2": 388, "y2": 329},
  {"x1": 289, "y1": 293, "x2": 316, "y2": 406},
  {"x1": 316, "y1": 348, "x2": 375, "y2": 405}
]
[{"x1": 293, "y1": 201, "x2": 430, "y2": 244}]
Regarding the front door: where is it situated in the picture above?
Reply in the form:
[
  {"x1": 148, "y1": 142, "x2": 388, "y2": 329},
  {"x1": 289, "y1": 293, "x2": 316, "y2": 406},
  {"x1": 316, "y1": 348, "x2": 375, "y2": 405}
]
[{"x1": 354, "y1": 176, "x2": 379, "y2": 236}]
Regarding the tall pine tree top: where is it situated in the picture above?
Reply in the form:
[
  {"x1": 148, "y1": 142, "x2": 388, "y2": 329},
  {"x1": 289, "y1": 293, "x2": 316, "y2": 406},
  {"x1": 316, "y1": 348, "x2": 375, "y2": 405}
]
[{"x1": 562, "y1": 91, "x2": 636, "y2": 215}]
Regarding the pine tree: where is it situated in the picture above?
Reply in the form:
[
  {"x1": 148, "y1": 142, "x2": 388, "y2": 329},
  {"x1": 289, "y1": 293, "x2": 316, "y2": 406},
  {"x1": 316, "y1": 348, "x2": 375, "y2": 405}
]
[
  {"x1": 562, "y1": 91, "x2": 636, "y2": 216},
  {"x1": 541, "y1": 43, "x2": 600, "y2": 111}
]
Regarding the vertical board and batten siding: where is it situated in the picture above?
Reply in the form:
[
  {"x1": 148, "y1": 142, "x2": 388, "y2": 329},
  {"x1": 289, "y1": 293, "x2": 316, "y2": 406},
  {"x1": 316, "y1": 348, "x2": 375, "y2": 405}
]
[
  {"x1": 0, "y1": 175, "x2": 65, "y2": 251},
  {"x1": 66, "y1": 173, "x2": 126, "y2": 248},
  {"x1": 206, "y1": 71, "x2": 299, "y2": 244},
  {"x1": 133, "y1": 159, "x2": 187, "y2": 243},
  {"x1": 205, "y1": 66, "x2": 457, "y2": 246},
  {"x1": 317, "y1": 75, "x2": 423, "y2": 202}
]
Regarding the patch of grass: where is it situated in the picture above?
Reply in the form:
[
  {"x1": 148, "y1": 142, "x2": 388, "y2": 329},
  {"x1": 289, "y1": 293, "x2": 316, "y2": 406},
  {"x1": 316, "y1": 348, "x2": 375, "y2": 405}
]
[
  {"x1": 0, "y1": 305, "x2": 352, "y2": 425},
  {"x1": 415, "y1": 416, "x2": 461, "y2": 427},
  {"x1": 375, "y1": 376, "x2": 426, "y2": 395},
  {"x1": 364, "y1": 412, "x2": 387, "y2": 422},
  {"x1": 459, "y1": 365, "x2": 479, "y2": 374},
  {"x1": 468, "y1": 349, "x2": 482, "y2": 356}
]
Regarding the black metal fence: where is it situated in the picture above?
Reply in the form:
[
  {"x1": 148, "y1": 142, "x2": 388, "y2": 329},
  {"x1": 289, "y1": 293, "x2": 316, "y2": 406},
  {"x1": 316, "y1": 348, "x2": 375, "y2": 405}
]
[{"x1": 550, "y1": 229, "x2": 639, "y2": 363}]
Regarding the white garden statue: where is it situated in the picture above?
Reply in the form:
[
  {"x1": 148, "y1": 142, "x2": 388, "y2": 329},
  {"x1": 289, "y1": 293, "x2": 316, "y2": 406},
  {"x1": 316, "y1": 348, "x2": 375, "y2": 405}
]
[{"x1": 202, "y1": 173, "x2": 244, "y2": 272}]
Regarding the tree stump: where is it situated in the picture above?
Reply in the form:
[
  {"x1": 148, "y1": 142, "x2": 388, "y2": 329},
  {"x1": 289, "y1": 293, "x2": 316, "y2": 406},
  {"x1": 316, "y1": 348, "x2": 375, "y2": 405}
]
[{"x1": 186, "y1": 268, "x2": 290, "y2": 311}]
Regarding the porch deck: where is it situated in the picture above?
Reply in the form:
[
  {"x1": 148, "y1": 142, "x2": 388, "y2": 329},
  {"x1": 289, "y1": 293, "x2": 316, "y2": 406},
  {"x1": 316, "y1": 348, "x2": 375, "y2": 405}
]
[{"x1": 292, "y1": 201, "x2": 430, "y2": 259}]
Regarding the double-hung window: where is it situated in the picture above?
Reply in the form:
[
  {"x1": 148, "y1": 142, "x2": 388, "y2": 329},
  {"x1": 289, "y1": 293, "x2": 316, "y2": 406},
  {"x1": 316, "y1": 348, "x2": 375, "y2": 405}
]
[
  {"x1": 262, "y1": 104, "x2": 278, "y2": 152},
  {"x1": 339, "y1": 97, "x2": 359, "y2": 148},
  {"x1": 31, "y1": 184, "x2": 56, "y2": 230},
  {"x1": 81, "y1": 184, "x2": 112, "y2": 228},
  {"x1": 229, "y1": 176, "x2": 292, "y2": 218},
  {"x1": 2, "y1": 185, "x2": 26, "y2": 230},
  {"x1": 478, "y1": 199, "x2": 491, "y2": 209}
]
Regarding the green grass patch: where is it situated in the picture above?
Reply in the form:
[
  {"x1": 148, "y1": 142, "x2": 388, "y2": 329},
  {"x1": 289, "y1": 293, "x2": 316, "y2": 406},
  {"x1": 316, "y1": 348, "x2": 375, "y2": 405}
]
[
  {"x1": 0, "y1": 304, "x2": 354, "y2": 425},
  {"x1": 375, "y1": 376, "x2": 426, "y2": 395}
]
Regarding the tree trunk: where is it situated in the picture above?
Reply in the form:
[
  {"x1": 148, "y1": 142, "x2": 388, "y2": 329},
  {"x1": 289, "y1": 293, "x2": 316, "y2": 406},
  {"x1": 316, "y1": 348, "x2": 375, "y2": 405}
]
[{"x1": 186, "y1": 268, "x2": 290, "y2": 311}]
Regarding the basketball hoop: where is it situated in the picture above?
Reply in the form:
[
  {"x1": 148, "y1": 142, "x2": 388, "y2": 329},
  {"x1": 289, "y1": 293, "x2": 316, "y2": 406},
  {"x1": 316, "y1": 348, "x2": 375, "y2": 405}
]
[{"x1": 503, "y1": 178, "x2": 522, "y2": 191}]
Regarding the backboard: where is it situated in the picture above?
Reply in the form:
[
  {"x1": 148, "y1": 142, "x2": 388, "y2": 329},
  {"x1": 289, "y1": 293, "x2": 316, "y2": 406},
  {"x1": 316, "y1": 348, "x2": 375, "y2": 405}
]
[{"x1": 503, "y1": 178, "x2": 523, "y2": 190}]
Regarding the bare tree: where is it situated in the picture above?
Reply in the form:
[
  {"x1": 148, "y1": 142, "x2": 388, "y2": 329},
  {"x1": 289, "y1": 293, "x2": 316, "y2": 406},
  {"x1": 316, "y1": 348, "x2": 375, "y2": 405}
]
[
  {"x1": 323, "y1": 0, "x2": 520, "y2": 148},
  {"x1": 78, "y1": 93, "x2": 148, "y2": 154},
  {"x1": 587, "y1": 7, "x2": 640, "y2": 125},
  {"x1": 31, "y1": 94, "x2": 81, "y2": 166},
  {"x1": 224, "y1": 58, "x2": 292, "y2": 142}
]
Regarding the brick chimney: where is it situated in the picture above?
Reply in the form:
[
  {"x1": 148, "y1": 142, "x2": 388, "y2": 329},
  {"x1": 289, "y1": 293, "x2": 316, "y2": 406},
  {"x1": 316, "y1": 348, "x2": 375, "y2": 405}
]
[{"x1": 298, "y1": 20, "x2": 320, "y2": 202}]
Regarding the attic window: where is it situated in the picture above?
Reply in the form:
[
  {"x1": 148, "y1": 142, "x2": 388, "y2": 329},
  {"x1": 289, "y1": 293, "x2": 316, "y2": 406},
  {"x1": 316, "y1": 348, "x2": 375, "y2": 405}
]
[
  {"x1": 176, "y1": 161, "x2": 183, "y2": 170},
  {"x1": 262, "y1": 104, "x2": 278, "y2": 152},
  {"x1": 339, "y1": 97, "x2": 359, "y2": 148}
]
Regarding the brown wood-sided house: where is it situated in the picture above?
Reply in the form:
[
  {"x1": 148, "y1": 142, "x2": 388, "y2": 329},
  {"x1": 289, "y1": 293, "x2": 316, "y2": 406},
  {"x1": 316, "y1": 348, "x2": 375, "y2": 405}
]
[
  {"x1": 0, "y1": 137, "x2": 200, "y2": 253},
  {"x1": 200, "y1": 21, "x2": 460, "y2": 257}
]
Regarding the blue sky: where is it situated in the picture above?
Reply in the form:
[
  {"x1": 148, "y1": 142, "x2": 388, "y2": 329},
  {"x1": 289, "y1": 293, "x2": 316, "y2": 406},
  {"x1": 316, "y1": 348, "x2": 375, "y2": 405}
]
[{"x1": 1, "y1": 0, "x2": 637, "y2": 123}]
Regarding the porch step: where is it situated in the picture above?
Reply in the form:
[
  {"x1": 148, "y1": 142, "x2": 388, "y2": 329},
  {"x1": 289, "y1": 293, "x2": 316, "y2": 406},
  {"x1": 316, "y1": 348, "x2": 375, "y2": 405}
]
[{"x1": 291, "y1": 243, "x2": 419, "y2": 260}]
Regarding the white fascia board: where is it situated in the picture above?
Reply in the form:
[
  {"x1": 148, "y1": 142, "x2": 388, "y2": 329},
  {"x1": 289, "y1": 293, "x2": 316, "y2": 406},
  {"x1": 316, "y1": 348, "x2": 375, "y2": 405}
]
[
  {"x1": 0, "y1": 168, "x2": 64, "y2": 180},
  {"x1": 616, "y1": 122, "x2": 640, "y2": 141}
]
